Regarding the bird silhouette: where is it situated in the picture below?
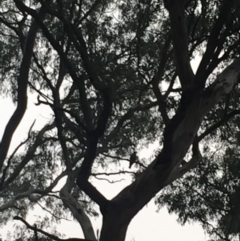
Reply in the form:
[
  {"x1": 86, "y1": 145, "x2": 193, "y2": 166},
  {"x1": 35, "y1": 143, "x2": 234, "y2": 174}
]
[{"x1": 129, "y1": 151, "x2": 137, "y2": 168}]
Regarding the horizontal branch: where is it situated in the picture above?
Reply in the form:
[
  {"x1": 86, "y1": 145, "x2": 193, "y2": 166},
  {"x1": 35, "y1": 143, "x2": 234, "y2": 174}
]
[{"x1": 92, "y1": 170, "x2": 135, "y2": 176}]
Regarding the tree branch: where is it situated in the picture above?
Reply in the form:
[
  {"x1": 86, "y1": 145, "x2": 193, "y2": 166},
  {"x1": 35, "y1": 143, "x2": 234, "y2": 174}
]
[
  {"x1": 0, "y1": 170, "x2": 66, "y2": 211},
  {"x1": 0, "y1": 120, "x2": 35, "y2": 185},
  {"x1": 13, "y1": 1, "x2": 90, "y2": 111},
  {"x1": 150, "y1": 34, "x2": 171, "y2": 124},
  {"x1": 1, "y1": 123, "x2": 54, "y2": 190},
  {"x1": 15, "y1": 2, "x2": 113, "y2": 184},
  {"x1": 77, "y1": 176, "x2": 109, "y2": 211},
  {"x1": 197, "y1": 109, "x2": 240, "y2": 142},
  {"x1": 164, "y1": 0, "x2": 194, "y2": 87},
  {"x1": 77, "y1": 77, "x2": 94, "y2": 130},
  {"x1": 38, "y1": 1, "x2": 107, "y2": 92},
  {"x1": 0, "y1": 5, "x2": 47, "y2": 172},
  {"x1": 195, "y1": 0, "x2": 234, "y2": 88},
  {"x1": 52, "y1": 67, "x2": 73, "y2": 171},
  {"x1": 106, "y1": 101, "x2": 158, "y2": 141},
  {"x1": 14, "y1": 216, "x2": 93, "y2": 241},
  {"x1": 60, "y1": 174, "x2": 97, "y2": 240},
  {"x1": 78, "y1": 0, "x2": 102, "y2": 25},
  {"x1": 103, "y1": 57, "x2": 240, "y2": 222}
]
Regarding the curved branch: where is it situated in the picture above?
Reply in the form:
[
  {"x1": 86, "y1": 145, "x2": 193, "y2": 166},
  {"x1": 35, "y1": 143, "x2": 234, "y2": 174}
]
[
  {"x1": 77, "y1": 177, "x2": 109, "y2": 210},
  {"x1": 0, "y1": 120, "x2": 35, "y2": 185},
  {"x1": 1, "y1": 123, "x2": 54, "y2": 190},
  {"x1": 14, "y1": 216, "x2": 93, "y2": 241},
  {"x1": 0, "y1": 5, "x2": 47, "y2": 172},
  {"x1": 60, "y1": 174, "x2": 97, "y2": 241},
  {"x1": 164, "y1": 0, "x2": 194, "y2": 87},
  {"x1": 78, "y1": 91, "x2": 112, "y2": 181},
  {"x1": 195, "y1": 0, "x2": 235, "y2": 88},
  {"x1": 53, "y1": 74, "x2": 73, "y2": 172}
]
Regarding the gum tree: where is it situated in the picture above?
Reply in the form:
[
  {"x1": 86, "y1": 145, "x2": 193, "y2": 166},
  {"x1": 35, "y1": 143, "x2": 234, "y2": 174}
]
[{"x1": 0, "y1": 0, "x2": 240, "y2": 241}]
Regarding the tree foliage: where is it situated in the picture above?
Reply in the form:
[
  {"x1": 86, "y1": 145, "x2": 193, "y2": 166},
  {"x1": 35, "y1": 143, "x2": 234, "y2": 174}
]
[{"x1": 0, "y1": 0, "x2": 240, "y2": 241}]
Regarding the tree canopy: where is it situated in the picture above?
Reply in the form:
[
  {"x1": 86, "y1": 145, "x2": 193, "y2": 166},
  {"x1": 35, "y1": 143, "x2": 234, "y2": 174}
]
[{"x1": 0, "y1": 0, "x2": 240, "y2": 240}]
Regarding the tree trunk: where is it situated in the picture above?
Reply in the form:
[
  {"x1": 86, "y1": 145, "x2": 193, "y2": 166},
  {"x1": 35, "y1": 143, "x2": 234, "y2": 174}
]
[{"x1": 100, "y1": 209, "x2": 130, "y2": 241}]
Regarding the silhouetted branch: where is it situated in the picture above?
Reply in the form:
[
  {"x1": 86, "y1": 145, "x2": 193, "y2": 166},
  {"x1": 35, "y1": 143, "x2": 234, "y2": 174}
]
[
  {"x1": 14, "y1": 216, "x2": 93, "y2": 241},
  {"x1": 197, "y1": 109, "x2": 240, "y2": 142},
  {"x1": 0, "y1": 5, "x2": 47, "y2": 172},
  {"x1": 1, "y1": 123, "x2": 54, "y2": 189},
  {"x1": 164, "y1": 0, "x2": 194, "y2": 87},
  {"x1": 0, "y1": 171, "x2": 66, "y2": 211},
  {"x1": 0, "y1": 120, "x2": 35, "y2": 185},
  {"x1": 195, "y1": 0, "x2": 234, "y2": 88}
]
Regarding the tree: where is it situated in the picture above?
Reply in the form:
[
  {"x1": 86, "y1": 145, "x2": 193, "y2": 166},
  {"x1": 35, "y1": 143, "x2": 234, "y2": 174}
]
[{"x1": 0, "y1": 0, "x2": 240, "y2": 240}]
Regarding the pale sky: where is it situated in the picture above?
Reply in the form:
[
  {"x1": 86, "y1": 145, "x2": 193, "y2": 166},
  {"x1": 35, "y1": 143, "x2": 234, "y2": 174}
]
[{"x1": 0, "y1": 94, "x2": 208, "y2": 241}]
